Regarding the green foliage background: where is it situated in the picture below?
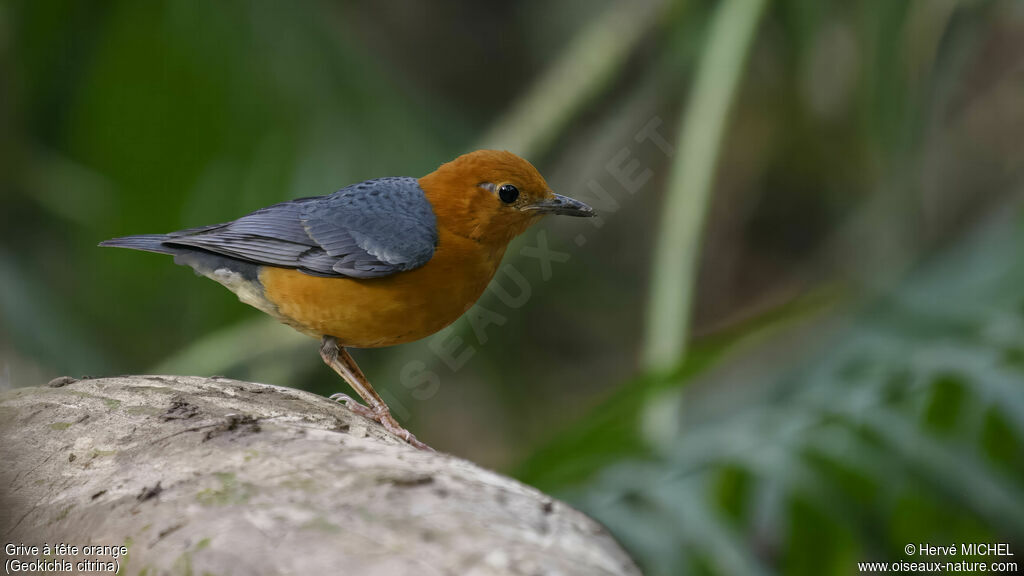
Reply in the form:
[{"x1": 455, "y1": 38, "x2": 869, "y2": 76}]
[{"x1": 3, "y1": 1, "x2": 1023, "y2": 574}]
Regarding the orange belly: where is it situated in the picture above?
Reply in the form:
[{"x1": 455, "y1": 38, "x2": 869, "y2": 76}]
[{"x1": 258, "y1": 228, "x2": 505, "y2": 347}]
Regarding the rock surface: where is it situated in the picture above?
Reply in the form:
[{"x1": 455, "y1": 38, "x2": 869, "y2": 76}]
[{"x1": 0, "y1": 375, "x2": 639, "y2": 576}]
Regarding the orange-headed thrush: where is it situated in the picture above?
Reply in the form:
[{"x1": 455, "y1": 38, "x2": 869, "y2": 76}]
[{"x1": 100, "y1": 150, "x2": 594, "y2": 449}]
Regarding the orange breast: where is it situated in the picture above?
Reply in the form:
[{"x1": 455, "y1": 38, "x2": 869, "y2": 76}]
[{"x1": 259, "y1": 227, "x2": 505, "y2": 348}]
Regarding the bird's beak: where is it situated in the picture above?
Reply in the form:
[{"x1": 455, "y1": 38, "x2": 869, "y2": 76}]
[{"x1": 522, "y1": 193, "x2": 595, "y2": 217}]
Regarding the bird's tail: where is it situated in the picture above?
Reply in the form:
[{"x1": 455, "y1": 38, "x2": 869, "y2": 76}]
[{"x1": 98, "y1": 234, "x2": 177, "y2": 255}]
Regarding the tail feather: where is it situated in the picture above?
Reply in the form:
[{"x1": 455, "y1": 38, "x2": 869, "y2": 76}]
[
  {"x1": 98, "y1": 234, "x2": 177, "y2": 255},
  {"x1": 99, "y1": 233, "x2": 262, "y2": 283}
]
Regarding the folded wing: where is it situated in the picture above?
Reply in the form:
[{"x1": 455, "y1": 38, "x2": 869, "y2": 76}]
[{"x1": 162, "y1": 177, "x2": 438, "y2": 279}]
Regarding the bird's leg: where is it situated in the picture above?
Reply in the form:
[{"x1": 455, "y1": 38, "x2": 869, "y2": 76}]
[{"x1": 319, "y1": 336, "x2": 433, "y2": 451}]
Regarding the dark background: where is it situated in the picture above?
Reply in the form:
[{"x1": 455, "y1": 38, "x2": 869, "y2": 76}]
[{"x1": 3, "y1": 1, "x2": 1024, "y2": 574}]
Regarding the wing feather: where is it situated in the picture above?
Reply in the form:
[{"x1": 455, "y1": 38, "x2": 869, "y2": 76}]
[{"x1": 162, "y1": 177, "x2": 437, "y2": 278}]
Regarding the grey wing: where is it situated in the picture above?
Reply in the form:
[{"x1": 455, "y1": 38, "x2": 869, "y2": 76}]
[
  {"x1": 301, "y1": 177, "x2": 439, "y2": 277},
  {"x1": 163, "y1": 177, "x2": 438, "y2": 279}
]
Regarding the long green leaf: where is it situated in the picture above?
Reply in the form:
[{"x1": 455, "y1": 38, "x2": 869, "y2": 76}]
[{"x1": 643, "y1": 0, "x2": 769, "y2": 372}]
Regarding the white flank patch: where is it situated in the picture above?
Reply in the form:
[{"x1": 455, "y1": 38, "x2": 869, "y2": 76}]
[{"x1": 210, "y1": 268, "x2": 279, "y2": 318}]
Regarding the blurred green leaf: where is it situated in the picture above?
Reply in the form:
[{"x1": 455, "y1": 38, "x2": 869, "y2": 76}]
[
  {"x1": 479, "y1": 0, "x2": 667, "y2": 156},
  {"x1": 533, "y1": 207, "x2": 1024, "y2": 573},
  {"x1": 643, "y1": 0, "x2": 769, "y2": 372}
]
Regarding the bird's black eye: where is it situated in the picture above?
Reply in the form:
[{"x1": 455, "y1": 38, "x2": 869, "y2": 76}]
[{"x1": 498, "y1": 184, "x2": 519, "y2": 204}]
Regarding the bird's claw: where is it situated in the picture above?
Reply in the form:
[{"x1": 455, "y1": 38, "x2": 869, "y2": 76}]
[
  {"x1": 329, "y1": 392, "x2": 376, "y2": 419},
  {"x1": 377, "y1": 415, "x2": 434, "y2": 452},
  {"x1": 329, "y1": 392, "x2": 434, "y2": 452}
]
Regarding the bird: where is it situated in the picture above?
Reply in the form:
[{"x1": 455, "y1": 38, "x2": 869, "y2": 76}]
[{"x1": 100, "y1": 150, "x2": 594, "y2": 450}]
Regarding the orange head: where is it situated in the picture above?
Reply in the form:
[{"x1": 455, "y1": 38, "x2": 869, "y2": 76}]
[{"x1": 419, "y1": 150, "x2": 593, "y2": 246}]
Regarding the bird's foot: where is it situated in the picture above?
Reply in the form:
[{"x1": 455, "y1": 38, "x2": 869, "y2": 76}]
[
  {"x1": 329, "y1": 393, "x2": 434, "y2": 452},
  {"x1": 329, "y1": 392, "x2": 377, "y2": 419}
]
